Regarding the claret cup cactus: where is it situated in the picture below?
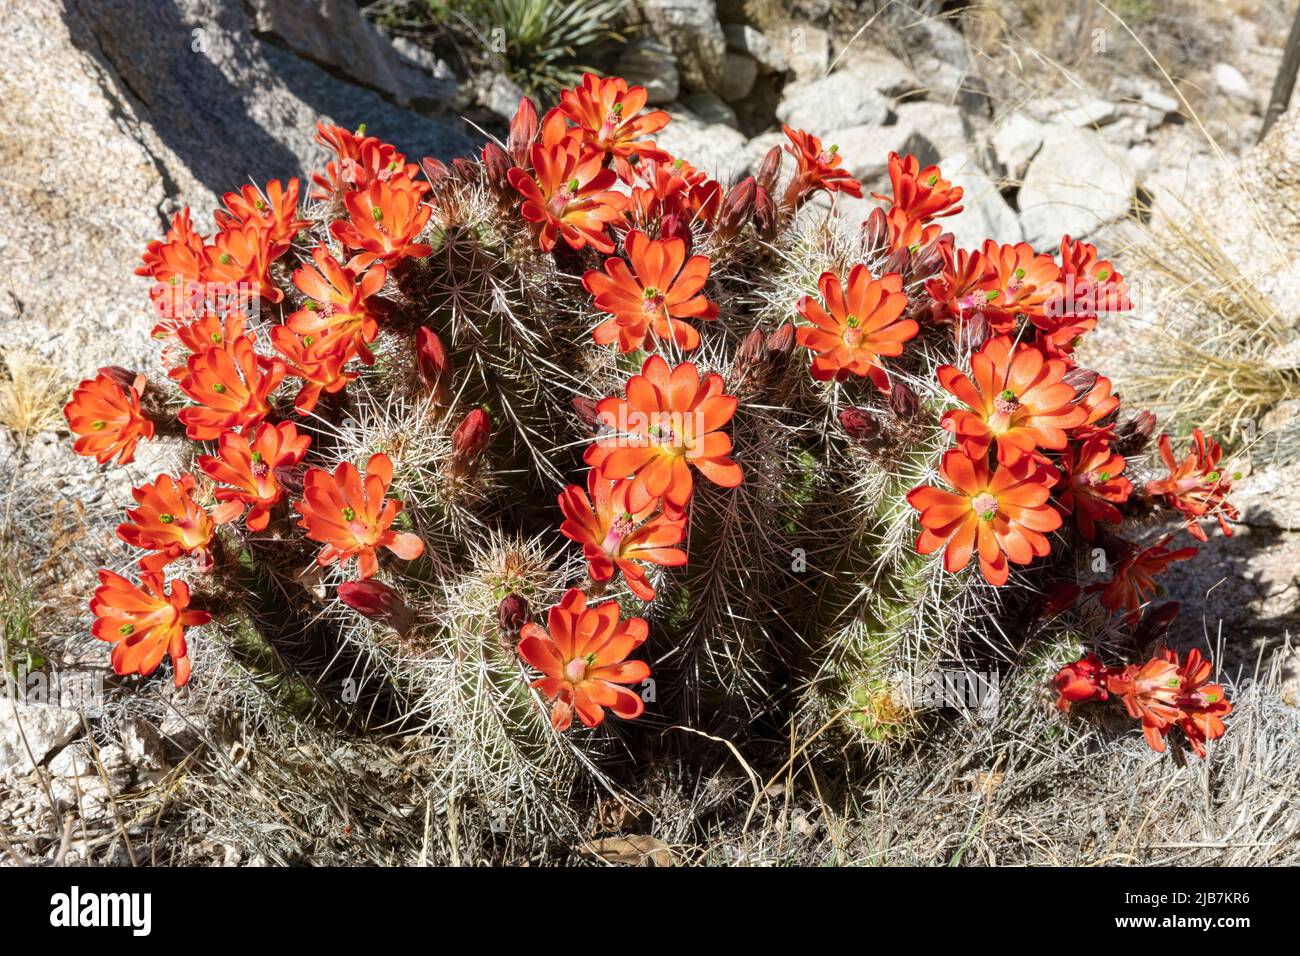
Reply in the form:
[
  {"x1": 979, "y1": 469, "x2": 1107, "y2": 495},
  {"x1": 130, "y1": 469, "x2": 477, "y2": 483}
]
[{"x1": 66, "y1": 74, "x2": 1240, "y2": 824}]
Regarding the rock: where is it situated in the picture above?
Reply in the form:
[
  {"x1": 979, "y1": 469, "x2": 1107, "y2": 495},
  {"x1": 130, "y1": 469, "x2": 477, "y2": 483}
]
[
  {"x1": 1126, "y1": 144, "x2": 1157, "y2": 181},
  {"x1": 48, "y1": 742, "x2": 132, "y2": 813},
  {"x1": 847, "y1": 48, "x2": 922, "y2": 99},
  {"x1": 1213, "y1": 62, "x2": 1256, "y2": 107},
  {"x1": 776, "y1": 71, "x2": 891, "y2": 138},
  {"x1": 1138, "y1": 88, "x2": 1180, "y2": 118},
  {"x1": 991, "y1": 113, "x2": 1044, "y2": 180},
  {"x1": 1016, "y1": 127, "x2": 1136, "y2": 249},
  {"x1": 684, "y1": 92, "x2": 739, "y2": 129},
  {"x1": 643, "y1": 0, "x2": 727, "y2": 92},
  {"x1": 722, "y1": 23, "x2": 788, "y2": 74},
  {"x1": 913, "y1": 58, "x2": 992, "y2": 119},
  {"x1": 893, "y1": 101, "x2": 971, "y2": 164},
  {"x1": 618, "y1": 37, "x2": 680, "y2": 104},
  {"x1": 939, "y1": 153, "x2": 1024, "y2": 250},
  {"x1": 718, "y1": 52, "x2": 759, "y2": 102},
  {"x1": 655, "y1": 110, "x2": 750, "y2": 182},
  {"x1": 821, "y1": 124, "x2": 934, "y2": 185},
  {"x1": 0, "y1": 699, "x2": 82, "y2": 783},
  {"x1": 905, "y1": 17, "x2": 969, "y2": 69},
  {"x1": 769, "y1": 21, "x2": 830, "y2": 82},
  {"x1": 246, "y1": 0, "x2": 458, "y2": 109},
  {"x1": 1030, "y1": 95, "x2": 1120, "y2": 129},
  {"x1": 121, "y1": 718, "x2": 168, "y2": 772},
  {"x1": 473, "y1": 71, "x2": 528, "y2": 120}
]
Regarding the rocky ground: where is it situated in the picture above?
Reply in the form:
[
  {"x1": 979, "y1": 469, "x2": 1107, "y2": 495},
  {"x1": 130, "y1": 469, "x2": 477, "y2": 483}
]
[{"x1": 1, "y1": 0, "x2": 1296, "y2": 865}]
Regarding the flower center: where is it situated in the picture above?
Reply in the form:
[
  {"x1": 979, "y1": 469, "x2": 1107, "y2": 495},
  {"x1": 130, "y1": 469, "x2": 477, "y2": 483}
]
[
  {"x1": 993, "y1": 389, "x2": 1019, "y2": 416},
  {"x1": 564, "y1": 655, "x2": 593, "y2": 684},
  {"x1": 342, "y1": 506, "x2": 356, "y2": 522},
  {"x1": 602, "y1": 511, "x2": 637, "y2": 552},
  {"x1": 971, "y1": 493, "x2": 998, "y2": 521},
  {"x1": 641, "y1": 286, "x2": 665, "y2": 315}
]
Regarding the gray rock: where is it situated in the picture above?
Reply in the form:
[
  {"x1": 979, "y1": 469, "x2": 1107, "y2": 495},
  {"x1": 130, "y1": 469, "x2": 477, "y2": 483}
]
[
  {"x1": 938, "y1": 153, "x2": 1023, "y2": 250},
  {"x1": 643, "y1": 0, "x2": 727, "y2": 92},
  {"x1": 683, "y1": 92, "x2": 740, "y2": 129},
  {"x1": 893, "y1": 101, "x2": 971, "y2": 164},
  {"x1": 991, "y1": 112, "x2": 1044, "y2": 180},
  {"x1": 821, "y1": 124, "x2": 934, "y2": 185},
  {"x1": 843, "y1": 48, "x2": 922, "y2": 99},
  {"x1": 473, "y1": 70, "x2": 528, "y2": 120},
  {"x1": 770, "y1": 22, "x2": 830, "y2": 82},
  {"x1": 0, "y1": 699, "x2": 82, "y2": 783},
  {"x1": 1016, "y1": 127, "x2": 1136, "y2": 248},
  {"x1": 1042, "y1": 96, "x2": 1121, "y2": 129},
  {"x1": 722, "y1": 23, "x2": 788, "y2": 74},
  {"x1": 1213, "y1": 62, "x2": 1255, "y2": 106},
  {"x1": 776, "y1": 71, "x2": 891, "y2": 138},
  {"x1": 654, "y1": 110, "x2": 750, "y2": 182},
  {"x1": 1138, "y1": 88, "x2": 1180, "y2": 118},
  {"x1": 718, "y1": 52, "x2": 759, "y2": 102},
  {"x1": 121, "y1": 718, "x2": 168, "y2": 772},
  {"x1": 618, "y1": 37, "x2": 680, "y2": 104},
  {"x1": 48, "y1": 742, "x2": 131, "y2": 813}
]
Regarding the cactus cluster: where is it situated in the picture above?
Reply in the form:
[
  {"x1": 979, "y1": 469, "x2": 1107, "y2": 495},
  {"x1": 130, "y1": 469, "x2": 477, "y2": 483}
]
[{"x1": 64, "y1": 73, "x2": 1240, "y2": 826}]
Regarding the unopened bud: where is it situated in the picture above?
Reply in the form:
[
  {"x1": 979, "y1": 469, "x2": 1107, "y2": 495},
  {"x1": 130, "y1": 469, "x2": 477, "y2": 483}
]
[
  {"x1": 1038, "y1": 581, "x2": 1081, "y2": 619},
  {"x1": 862, "y1": 207, "x2": 888, "y2": 253},
  {"x1": 421, "y1": 157, "x2": 452, "y2": 188},
  {"x1": 272, "y1": 463, "x2": 306, "y2": 497},
  {"x1": 752, "y1": 185, "x2": 777, "y2": 240},
  {"x1": 658, "y1": 212, "x2": 692, "y2": 248},
  {"x1": 755, "y1": 146, "x2": 783, "y2": 195},
  {"x1": 880, "y1": 246, "x2": 911, "y2": 278},
  {"x1": 99, "y1": 366, "x2": 140, "y2": 392},
  {"x1": 338, "y1": 580, "x2": 415, "y2": 634},
  {"x1": 839, "y1": 406, "x2": 879, "y2": 441},
  {"x1": 497, "y1": 593, "x2": 530, "y2": 639},
  {"x1": 957, "y1": 311, "x2": 990, "y2": 352},
  {"x1": 450, "y1": 407, "x2": 491, "y2": 477},
  {"x1": 451, "y1": 157, "x2": 479, "y2": 184},
  {"x1": 715, "y1": 177, "x2": 756, "y2": 240},
  {"x1": 1063, "y1": 366, "x2": 1099, "y2": 400},
  {"x1": 415, "y1": 327, "x2": 452, "y2": 407},
  {"x1": 1134, "y1": 601, "x2": 1180, "y2": 648},
  {"x1": 1115, "y1": 410, "x2": 1157, "y2": 455},
  {"x1": 571, "y1": 396, "x2": 601, "y2": 431},
  {"x1": 481, "y1": 142, "x2": 513, "y2": 194},
  {"x1": 508, "y1": 96, "x2": 540, "y2": 168},
  {"x1": 889, "y1": 380, "x2": 921, "y2": 420}
]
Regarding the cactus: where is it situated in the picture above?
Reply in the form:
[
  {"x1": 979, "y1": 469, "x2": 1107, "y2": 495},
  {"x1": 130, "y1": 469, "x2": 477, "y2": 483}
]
[{"x1": 65, "y1": 75, "x2": 1243, "y2": 828}]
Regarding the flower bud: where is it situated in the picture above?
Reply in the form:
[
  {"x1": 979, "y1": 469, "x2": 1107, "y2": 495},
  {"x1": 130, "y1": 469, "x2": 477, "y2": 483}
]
[
  {"x1": 451, "y1": 157, "x2": 480, "y2": 184},
  {"x1": 421, "y1": 157, "x2": 452, "y2": 188},
  {"x1": 1134, "y1": 601, "x2": 1180, "y2": 648},
  {"x1": 1038, "y1": 581, "x2": 1081, "y2": 619},
  {"x1": 880, "y1": 246, "x2": 911, "y2": 278},
  {"x1": 100, "y1": 366, "x2": 142, "y2": 393},
  {"x1": 911, "y1": 235, "x2": 948, "y2": 277},
  {"x1": 839, "y1": 406, "x2": 879, "y2": 441},
  {"x1": 450, "y1": 407, "x2": 491, "y2": 478},
  {"x1": 715, "y1": 177, "x2": 756, "y2": 241},
  {"x1": 889, "y1": 380, "x2": 921, "y2": 421},
  {"x1": 862, "y1": 207, "x2": 888, "y2": 254},
  {"x1": 1063, "y1": 366, "x2": 1099, "y2": 400},
  {"x1": 752, "y1": 185, "x2": 777, "y2": 240},
  {"x1": 571, "y1": 396, "x2": 601, "y2": 431},
  {"x1": 272, "y1": 463, "x2": 306, "y2": 498},
  {"x1": 658, "y1": 212, "x2": 692, "y2": 249},
  {"x1": 508, "y1": 96, "x2": 540, "y2": 167},
  {"x1": 338, "y1": 581, "x2": 415, "y2": 635},
  {"x1": 1116, "y1": 410, "x2": 1157, "y2": 455},
  {"x1": 416, "y1": 327, "x2": 452, "y2": 408},
  {"x1": 481, "y1": 142, "x2": 513, "y2": 195},
  {"x1": 755, "y1": 146, "x2": 783, "y2": 194},
  {"x1": 957, "y1": 311, "x2": 990, "y2": 353},
  {"x1": 497, "y1": 593, "x2": 530, "y2": 639},
  {"x1": 731, "y1": 327, "x2": 765, "y2": 380}
]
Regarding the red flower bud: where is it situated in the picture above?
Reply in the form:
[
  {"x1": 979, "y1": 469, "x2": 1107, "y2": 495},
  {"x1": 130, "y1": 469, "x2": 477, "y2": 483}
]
[
  {"x1": 508, "y1": 96, "x2": 540, "y2": 168},
  {"x1": 338, "y1": 580, "x2": 415, "y2": 634},
  {"x1": 1134, "y1": 601, "x2": 1180, "y2": 649},
  {"x1": 753, "y1": 186, "x2": 777, "y2": 240},
  {"x1": 889, "y1": 380, "x2": 921, "y2": 420},
  {"x1": 451, "y1": 407, "x2": 491, "y2": 477},
  {"x1": 421, "y1": 157, "x2": 452, "y2": 188},
  {"x1": 497, "y1": 593, "x2": 530, "y2": 639},
  {"x1": 838, "y1": 406, "x2": 879, "y2": 441},
  {"x1": 481, "y1": 142, "x2": 513, "y2": 195},
  {"x1": 715, "y1": 177, "x2": 756, "y2": 241},
  {"x1": 1054, "y1": 653, "x2": 1109, "y2": 712},
  {"x1": 862, "y1": 207, "x2": 888, "y2": 254},
  {"x1": 1038, "y1": 581, "x2": 1081, "y2": 619},
  {"x1": 658, "y1": 212, "x2": 693, "y2": 248},
  {"x1": 755, "y1": 146, "x2": 783, "y2": 195},
  {"x1": 416, "y1": 327, "x2": 452, "y2": 408},
  {"x1": 1116, "y1": 410, "x2": 1157, "y2": 455},
  {"x1": 451, "y1": 157, "x2": 479, "y2": 184},
  {"x1": 730, "y1": 327, "x2": 765, "y2": 380},
  {"x1": 1063, "y1": 366, "x2": 1100, "y2": 400},
  {"x1": 956, "y1": 311, "x2": 990, "y2": 353},
  {"x1": 99, "y1": 366, "x2": 141, "y2": 392},
  {"x1": 571, "y1": 396, "x2": 601, "y2": 431},
  {"x1": 766, "y1": 321, "x2": 795, "y2": 359}
]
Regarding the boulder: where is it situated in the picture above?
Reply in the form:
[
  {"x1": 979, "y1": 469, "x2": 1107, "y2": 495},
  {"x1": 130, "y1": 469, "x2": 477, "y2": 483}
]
[
  {"x1": 991, "y1": 112, "x2": 1044, "y2": 180},
  {"x1": 821, "y1": 124, "x2": 934, "y2": 185},
  {"x1": 844, "y1": 48, "x2": 922, "y2": 99},
  {"x1": 1213, "y1": 62, "x2": 1256, "y2": 107},
  {"x1": 769, "y1": 21, "x2": 830, "y2": 82},
  {"x1": 893, "y1": 101, "x2": 971, "y2": 164},
  {"x1": 655, "y1": 111, "x2": 750, "y2": 182},
  {"x1": 683, "y1": 92, "x2": 740, "y2": 129},
  {"x1": 722, "y1": 23, "x2": 789, "y2": 75},
  {"x1": 618, "y1": 37, "x2": 680, "y2": 104},
  {"x1": 1, "y1": 698, "x2": 82, "y2": 783},
  {"x1": 776, "y1": 71, "x2": 891, "y2": 138},
  {"x1": 643, "y1": 0, "x2": 727, "y2": 92},
  {"x1": 718, "y1": 52, "x2": 759, "y2": 102},
  {"x1": 938, "y1": 153, "x2": 1024, "y2": 250},
  {"x1": 1016, "y1": 127, "x2": 1136, "y2": 249}
]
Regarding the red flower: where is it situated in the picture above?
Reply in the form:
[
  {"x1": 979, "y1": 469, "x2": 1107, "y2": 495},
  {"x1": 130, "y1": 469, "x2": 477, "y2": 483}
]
[
  {"x1": 1057, "y1": 436, "x2": 1132, "y2": 539},
  {"x1": 330, "y1": 176, "x2": 433, "y2": 266},
  {"x1": 938, "y1": 335, "x2": 1086, "y2": 465},
  {"x1": 202, "y1": 221, "x2": 285, "y2": 304},
  {"x1": 269, "y1": 324, "x2": 359, "y2": 414},
  {"x1": 795, "y1": 265, "x2": 915, "y2": 387},
  {"x1": 64, "y1": 369, "x2": 155, "y2": 465},
  {"x1": 138, "y1": 209, "x2": 206, "y2": 314},
  {"x1": 1071, "y1": 374, "x2": 1121, "y2": 444},
  {"x1": 310, "y1": 122, "x2": 423, "y2": 201},
  {"x1": 585, "y1": 355, "x2": 742, "y2": 511},
  {"x1": 1145, "y1": 430, "x2": 1238, "y2": 541},
  {"x1": 214, "y1": 178, "x2": 310, "y2": 253},
  {"x1": 506, "y1": 112, "x2": 628, "y2": 253},
  {"x1": 925, "y1": 245, "x2": 1000, "y2": 325},
  {"x1": 177, "y1": 335, "x2": 286, "y2": 440},
  {"x1": 557, "y1": 74, "x2": 670, "y2": 177},
  {"x1": 152, "y1": 310, "x2": 251, "y2": 379},
  {"x1": 90, "y1": 570, "x2": 210, "y2": 687},
  {"x1": 117, "y1": 473, "x2": 216, "y2": 573},
  {"x1": 981, "y1": 240, "x2": 1062, "y2": 330},
  {"x1": 873, "y1": 152, "x2": 963, "y2": 221},
  {"x1": 558, "y1": 472, "x2": 687, "y2": 600},
  {"x1": 1054, "y1": 652, "x2": 1110, "y2": 712},
  {"x1": 517, "y1": 588, "x2": 651, "y2": 731},
  {"x1": 906, "y1": 449, "x2": 1061, "y2": 586},
  {"x1": 1048, "y1": 235, "x2": 1131, "y2": 320},
  {"x1": 287, "y1": 245, "x2": 387, "y2": 364},
  {"x1": 337, "y1": 580, "x2": 415, "y2": 634},
  {"x1": 582, "y1": 230, "x2": 718, "y2": 352},
  {"x1": 1106, "y1": 655, "x2": 1184, "y2": 753},
  {"x1": 294, "y1": 453, "x2": 425, "y2": 579},
  {"x1": 1166, "y1": 647, "x2": 1231, "y2": 758},
  {"x1": 198, "y1": 421, "x2": 311, "y2": 531},
  {"x1": 884, "y1": 207, "x2": 943, "y2": 255},
  {"x1": 1092, "y1": 535, "x2": 1198, "y2": 622},
  {"x1": 781, "y1": 126, "x2": 863, "y2": 208}
]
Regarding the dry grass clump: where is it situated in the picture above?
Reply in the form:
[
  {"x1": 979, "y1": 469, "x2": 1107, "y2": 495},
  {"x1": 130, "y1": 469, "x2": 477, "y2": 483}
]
[{"x1": 0, "y1": 348, "x2": 64, "y2": 441}]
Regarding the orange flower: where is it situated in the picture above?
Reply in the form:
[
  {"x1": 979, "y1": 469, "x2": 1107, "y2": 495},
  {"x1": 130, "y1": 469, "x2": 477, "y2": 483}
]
[
  {"x1": 1054, "y1": 652, "x2": 1110, "y2": 712},
  {"x1": 1165, "y1": 647, "x2": 1231, "y2": 758},
  {"x1": 330, "y1": 176, "x2": 433, "y2": 266},
  {"x1": 294, "y1": 453, "x2": 425, "y2": 579},
  {"x1": 198, "y1": 421, "x2": 311, "y2": 531},
  {"x1": 795, "y1": 265, "x2": 915, "y2": 387},
  {"x1": 906, "y1": 449, "x2": 1061, "y2": 586},
  {"x1": 585, "y1": 355, "x2": 743, "y2": 511},
  {"x1": 1092, "y1": 535, "x2": 1197, "y2": 622},
  {"x1": 884, "y1": 207, "x2": 943, "y2": 255},
  {"x1": 517, "y1": 588, "x2": 651, "y2": 730},
  {"x1": 873, "y1": 152, "x2": 963, "y2": 221},
  {"x1": 557, "y1": 74, "x2": 670, "y2": 178},
  {"x1": 269, "y1": 324, "x2": 359, "y2": 414},
  {"x1": 506, "y1": 113, "x2": 628, "y2": 253},
  {"x1": 287, "y1": 245, "x2": 387, "y2": 363},
  {"x1": 152, "y1": 310, "x2": 251, "y2": 379},
  {"x1": 1056, "y1": 436, "x2": 1132, "y2": 540},
  {"x1": 582, "y1": 230, "x2": 718, "y2": 352},
  {"x1": 1047, "y1": 235, "x2": 1130, "y2": 321},
  {"x1": 310, "y1": 122, "x2": 424, "y2": 201},
  {"x1": 558, "y1": 472, "x2": 687, "y2": 601},
  {"x1": 202, "y1": 221, "x2": 284, "y2": 304},
  {"x1": 781, "y1": 126, "x2": 863, "y2": 207},
  {"x1": 925, "y1": 245, "x2": 1000, "y2": 325},
  {"x1": 214, "y1": 177, "x2": 310, "y2": 253},
  {"x1": 138, "y1": 209, "x2": 206, "y2": 317},
  {"x1": 177, "y1": 335, "x2": 286, "y2": 440},
  {"x1": 1106, "y1": 656, "x2": 1184, "y2": 753},
  {"x1": 90, "y1": 570, "x2": 210, "y2": 687},
  {"x1": 980, "y1": 240, "x2": 1062, "y2": 330},
  {"x1": 1070, "y1": 373, "x2": 1121, "y2": 444},
  {"x1": 64, "y1": 369, "x2": 155, "y2": 465},
  {"x1": 1145, "y1": 430, "x2": 1238, "y2": 541},
  {"x1": 938, "y1": 335, "x2": 1086, "y2": 464},
  {"x1": 117, "y1": 473, "x2": 216, "y2": 573}
]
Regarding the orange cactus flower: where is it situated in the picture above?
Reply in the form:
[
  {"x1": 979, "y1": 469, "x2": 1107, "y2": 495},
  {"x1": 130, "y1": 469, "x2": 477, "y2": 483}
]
[
  {"x1": 330, "y1": 176, "x2": 433, "y2": 266},
  {"x1": 310, "y1": 122, "x2": 424, "y2": 201},
  {"x1": 1106, "y1": 655, "x2": 1184, "y2": 753},
  {"x1": 883, "y1": 207, "x2": 943, "y2": 255},
  {"x1": 906, "y1": 449, "x2": 1062, "y2": 586},
  {"x1": 177, "y1": 335, "x2": 286, "y2": 440},
  {"x1": 214, "y1": 177, "x2": 311, "y2": 253},
  {"x1": 980, "y1": 240, "x2": 1062, "y2": 329},
  {"x1": 1092, "y1": 535, "x2": 1198, "y2": 622},
  {"x1": 64, "y1": 369, "x2": 155, "y2": 465},
  {"x1": 1145, "y1": 430, "x2": 1238, "y2": 541},
  {"x1": 795, "y1": 265, "x2": 915, "y2": 387},
  {"x1": 507, "y1": 116, "x2": 628, "y2": 253},
  {"x1": 117, "y1": 473, "x2": 216, "y2": 573},
  {"x1": 90, "y1": 570, "x2": 210, "y2": 687},
  {"x1": 1070, "y1": 373, "x2": 1121, "y2": 444},
  {"x1": 558, "y1": 472, "x2": 687, "y2": 601},
  {"x1": 516, "y1": 588, "x2": 651, "y2": 731},
  {"x1": 202, "y1": 220, "x2": 284, "y2": 304},
  {"x1": 781, "y1": 126, "x2": 863, "y2": 207},
  {"x1": 287, "y1": 245, "x2": 387, "y2": 364},
  {"x1": 1165, "y1": 647, "x2": 1231, "y2": 758},
  {"x1": 873, "y1": 152, "x2": 963, "y2": 221},
  {"x1": 582, "y1": 230, "x2": 718, "y2": 352},
  {"x1": 198, "y1": 421, "x2": 312, "y2": 531},
  {"x1": 585, "y1": 355, "x2": 743, "y2": 512},
  {"x1": 152, "y1": 310, "x2": 251, "y2": 379},
  {"x1": 294, "y1": 453, "x2": 425, "y2": 579},
  {"x1": 557, "y1": 74, "x2": 670, "y2": 176},
  {"x1": 1057, "y1": 436, "x2": 1132, "y2": 540},
  {"x1": 1054, "y1": 652, "x2": 1110, "y2": 712},
  {"x1": 925, "y1": 245, "x2": 1000, "y2": 325},
  {"x1": 138, "y1": 209, "x2": 207, "y2": 315},
  {"x1": 938, "y1": 335, "x2": 1086, "y2": 465},
  {"x1": 1048, "y1": 235, "x2": 1130, "y2": 320},
  {"x1": 269, "y1": 324, "x2": 359, "y2": 414}
]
